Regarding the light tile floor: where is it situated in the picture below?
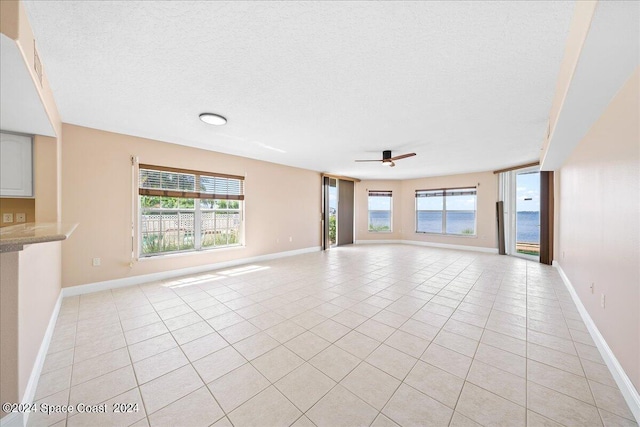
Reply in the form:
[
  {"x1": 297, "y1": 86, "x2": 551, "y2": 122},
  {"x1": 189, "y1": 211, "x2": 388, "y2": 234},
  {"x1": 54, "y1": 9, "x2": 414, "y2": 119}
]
[{"x1": 27, "y1": 245, "x2": 636, "y2": 427}]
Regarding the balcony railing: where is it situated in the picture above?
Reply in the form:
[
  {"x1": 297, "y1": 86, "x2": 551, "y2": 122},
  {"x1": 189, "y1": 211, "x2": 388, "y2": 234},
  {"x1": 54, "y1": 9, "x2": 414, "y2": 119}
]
[
  {"x1": 516, "y1": 242, "x2": 540, "y2": 256},
  {"x1": 140, "y1": 210, "x2": 240, "y2": 255}
]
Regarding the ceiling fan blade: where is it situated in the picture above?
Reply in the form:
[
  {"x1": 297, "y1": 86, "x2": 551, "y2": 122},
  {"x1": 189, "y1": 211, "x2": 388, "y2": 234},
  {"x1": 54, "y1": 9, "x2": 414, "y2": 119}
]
[
  {"x1": 390, "y1": 153, "x2": 416, "y2": 161},
  {"x1": 354, "y1": 159, "x2": 382, "y2": 162}
]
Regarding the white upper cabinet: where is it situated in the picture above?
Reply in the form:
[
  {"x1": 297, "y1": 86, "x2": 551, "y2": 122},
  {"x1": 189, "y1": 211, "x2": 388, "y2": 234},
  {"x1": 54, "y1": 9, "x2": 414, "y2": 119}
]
[{"x1": 0, "y1": 132, "x2": 33, "y2": 197}]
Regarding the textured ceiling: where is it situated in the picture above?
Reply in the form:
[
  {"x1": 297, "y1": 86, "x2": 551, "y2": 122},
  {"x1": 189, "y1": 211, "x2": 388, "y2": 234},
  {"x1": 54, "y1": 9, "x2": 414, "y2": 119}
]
[{"x1": 23, "y1": 1, "x2": 574, "y2": 179}]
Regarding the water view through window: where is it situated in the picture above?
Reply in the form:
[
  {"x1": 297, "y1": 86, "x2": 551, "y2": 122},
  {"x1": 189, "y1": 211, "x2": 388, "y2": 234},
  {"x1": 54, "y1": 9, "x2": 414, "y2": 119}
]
[
  {"x1": 368, "y1": 191, "x2": 392, "y2": 232},
  {"x1": 415, "y1": 188, "x2": 477, "y2": 235},
  {"x1": 516, "y1": 171, "x2": 540, "y2": 256}
]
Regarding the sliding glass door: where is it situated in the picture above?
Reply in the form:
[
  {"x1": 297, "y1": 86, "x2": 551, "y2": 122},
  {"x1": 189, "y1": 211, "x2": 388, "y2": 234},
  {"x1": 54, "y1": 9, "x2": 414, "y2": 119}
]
[
  {"x1": 515, "y1": 169, "x2": 540, "y2": 259},
  {"x1": 322, "y1": 177, "x2": 338, "y2": 249},
  {"x1": 501, "y1": 166, "x2": 541, "y2": 261},
  {"x1": 321, "y1": 177, "x2": 354, "y2": 249}
]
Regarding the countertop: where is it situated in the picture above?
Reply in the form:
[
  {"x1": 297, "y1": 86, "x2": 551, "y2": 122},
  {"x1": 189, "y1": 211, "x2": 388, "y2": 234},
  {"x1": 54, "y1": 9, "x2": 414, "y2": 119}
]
[{"x1": 0, "y1": 222, "x2": 77, "y2": 252}]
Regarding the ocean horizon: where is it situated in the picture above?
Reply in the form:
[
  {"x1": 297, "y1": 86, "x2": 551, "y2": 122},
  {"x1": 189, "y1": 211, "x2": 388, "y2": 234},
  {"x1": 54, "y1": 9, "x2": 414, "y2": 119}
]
[{"x1": 369, "y1": 211, "x2": 540, "y2": 243}]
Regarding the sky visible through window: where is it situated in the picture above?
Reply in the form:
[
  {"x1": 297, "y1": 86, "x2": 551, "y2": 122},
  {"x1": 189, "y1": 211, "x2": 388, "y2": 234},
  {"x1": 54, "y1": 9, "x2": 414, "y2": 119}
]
[
  {"x1": 517, "y1": 172, "x2": 540, "y2": 212},
  {"x1": 416, "y1": 193, "x2": 475, "y2": 211},
  {"x1": 369, "y1": 196, "x2": 391, "y2": 210},
  {"x1": 355, "y1": 178, "x2": 538, "y2": 213}
]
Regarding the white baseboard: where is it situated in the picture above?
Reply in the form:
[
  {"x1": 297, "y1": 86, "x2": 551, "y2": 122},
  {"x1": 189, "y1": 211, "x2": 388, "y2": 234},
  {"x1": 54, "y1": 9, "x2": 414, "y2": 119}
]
[
  {"x1": 2, "y1": 246, "x2": 318, "y2": 425},
  {"x1": 0, "y1": 412, "x2": 22, "y2": 427},
  {"x1": 62, "y1": 246, "x2": 322, "y2": 297},
  {"x1": 3, "y1": 292, "x2": 63, "y2": 427},
  {"x1": 554, "y1": 262, "x2": 640, "y2": 422},
  {"x1": 400, "y1": 239, "x2": 499, "y2": 254},
  {"x1": 355, "y1": 239, "x2": 498, "y2": 254},
  {"x1": 355, "y1": 239, "x2": 403, "y2": 244}
]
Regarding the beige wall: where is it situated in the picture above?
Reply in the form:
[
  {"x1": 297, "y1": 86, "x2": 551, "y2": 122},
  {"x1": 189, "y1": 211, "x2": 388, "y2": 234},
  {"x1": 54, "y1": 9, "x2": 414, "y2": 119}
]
[
  {"x1": 18, "y1": 242, "x2": 61, "y2": 397},
  {"x1": 0, "y1": 251, "x2": 20, "y2": 406},
  {"x1": 0, "y1": 198, "x2": 35, "y2": 227},
  {"x1": 61, "y1": 124, "x2": 321, "y2": 288},
  {"x1": 0, "y1": 243, "x2": 61, "y2": 413},
  {"x1": 0, "y1": 1, "x2": 19, "y2": 41},
  {"x1": 34, "y1": 135, "x2": 60, "y2": 222},
  {"x1": 355, "y1": 180, "x2": 404, "y2": 241},
  {"x1": 355, "y1": 171, "x2": 498, "y2": 250},
  {"x1": 557, "y1": 68, "x2": 639, "y2": 388},
  {"x1": 0, "y1": 2, "x2": 62, "y2": 418}
]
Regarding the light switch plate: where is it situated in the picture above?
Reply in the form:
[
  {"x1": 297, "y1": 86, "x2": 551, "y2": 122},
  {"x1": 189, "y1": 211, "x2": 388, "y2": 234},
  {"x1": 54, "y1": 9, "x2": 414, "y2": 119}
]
[
  {"x1": 2, "y1": 213, "x2": 13, "y2": 223},
  {"x1": 16, "y1": 213, "x2": 26, "y2": 223}
]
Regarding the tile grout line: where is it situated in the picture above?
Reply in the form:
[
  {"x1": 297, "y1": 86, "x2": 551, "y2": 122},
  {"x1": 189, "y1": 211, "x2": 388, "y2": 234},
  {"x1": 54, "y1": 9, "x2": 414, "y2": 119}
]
[
  {"x1": 146, "y1": 280, "x2": 237, "y2": 426},
  {"x1": 361, "y1": 253, "x2": 483, "y2": 426},
  {"x1": 448, "y1": 259, "x2": 503, "y2": 426},
  {"x1": 66, "y1": 257, "x2": 491, "y2": 425},
  {"x1": 33, "y1": 247, "x2": 635, "y2": 427},
  {"x1": 116, "y1": 285, "x2": 152, "y2": 427},
  {"x1": 64, "y1": 299, "x2": 80, "y2": 427},
  {"x1": 552, "y1": 270, "x2": 606, "y2": 427},
  {"x1": 254, "y1": 252, "x2": 473, "y2": 425}
]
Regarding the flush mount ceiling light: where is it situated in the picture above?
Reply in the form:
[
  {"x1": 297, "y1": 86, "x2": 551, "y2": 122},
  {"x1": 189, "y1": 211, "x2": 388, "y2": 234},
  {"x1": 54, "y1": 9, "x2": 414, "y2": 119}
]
[{"x1": 199, "y1": 113, "x2": 227, "y2": 126}]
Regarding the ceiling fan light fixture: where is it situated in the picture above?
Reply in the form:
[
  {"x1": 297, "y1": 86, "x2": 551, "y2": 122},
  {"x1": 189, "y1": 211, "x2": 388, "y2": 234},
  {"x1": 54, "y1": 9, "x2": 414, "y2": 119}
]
[
  {"x1": 355, "y1": 151, "x2": 415, "y2": 167},
  {"x1": 199, "y1": 113, "x2": 227, "y2": 126}
]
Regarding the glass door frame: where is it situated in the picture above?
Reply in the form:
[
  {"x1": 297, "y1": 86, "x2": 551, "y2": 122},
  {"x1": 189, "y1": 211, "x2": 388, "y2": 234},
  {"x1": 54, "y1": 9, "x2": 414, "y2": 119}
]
[
  {"x1": 322, "y1": 177, "x2": 338, "y2": 250},
  {"x1": 502, "y1": 165, "x2": 540, "y2": 261}
]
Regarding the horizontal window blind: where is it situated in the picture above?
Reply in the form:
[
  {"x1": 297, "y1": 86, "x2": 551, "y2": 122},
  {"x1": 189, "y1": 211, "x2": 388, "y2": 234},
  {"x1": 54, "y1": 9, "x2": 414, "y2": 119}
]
[
  {"x1": 368, "y1": 190, "x2": 392, "y2": 197},
  {"x1": 445, "y1": 188, "x2": 476, "y2": 197},
  {"x1": 415, "y1": 188, "x2": 476, "y2": 198},
  {"x1": 139, "y1": 164, "x2": 244, "y2": 200},
  {"x1": 415, "y1": 190, "x2": 444, "y2": 198}
]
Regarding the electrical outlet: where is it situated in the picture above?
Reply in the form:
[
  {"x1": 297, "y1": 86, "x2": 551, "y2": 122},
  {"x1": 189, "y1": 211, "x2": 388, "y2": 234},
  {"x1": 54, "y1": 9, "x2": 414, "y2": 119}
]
[
  {"x1": 600, "y1": 293, "x2": 606, "y2": 309},
  {"x1": 2, "y1": 213, "x2": 13, "y2": 223},
  {"x1": 16, "y1": 213, "x2": 26, "y2": 223},
  {"x1": 92, "y1": 257, "x2": 101, "y2": 267},
  {"x1": 289, "y1": 236, "x2": 293, "y2": 242}
]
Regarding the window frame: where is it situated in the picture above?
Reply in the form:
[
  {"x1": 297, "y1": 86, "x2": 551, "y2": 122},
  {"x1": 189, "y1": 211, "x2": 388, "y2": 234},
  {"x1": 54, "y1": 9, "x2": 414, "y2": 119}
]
[
  {"x1": 367, "y1": 190, "x2": 393, "y2": 233},
  {"x1": 415, "y1": 187, "x2": 477, "y2": 236},
  {"x1": 138, "y1": 164, "x2": 244, "y2": 257}
]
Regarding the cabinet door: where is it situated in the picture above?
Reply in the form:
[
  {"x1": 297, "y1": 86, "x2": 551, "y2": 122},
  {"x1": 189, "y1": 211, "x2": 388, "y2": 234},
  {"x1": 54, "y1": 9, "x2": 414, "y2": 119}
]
[{"x1": 0, "y1": 133, "x2": 33, "y2": 197}]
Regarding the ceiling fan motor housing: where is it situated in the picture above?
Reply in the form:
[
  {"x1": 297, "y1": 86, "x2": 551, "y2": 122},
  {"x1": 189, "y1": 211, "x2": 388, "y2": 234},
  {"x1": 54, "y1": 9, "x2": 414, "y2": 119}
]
[{"x1": 382, "y1": 150, "x2": 392, "y2": 160}]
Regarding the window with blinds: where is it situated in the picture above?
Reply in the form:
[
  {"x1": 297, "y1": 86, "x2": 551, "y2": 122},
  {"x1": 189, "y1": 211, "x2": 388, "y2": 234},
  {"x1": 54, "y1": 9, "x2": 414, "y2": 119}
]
[
  {"x1": 368, "y1": 190, "x2": 392, "y2": 232},
  {"x1": 415, "y1": 187, "x2": 476, "y2": 235},
  {"x1": 138, "y1": 164, "x2": 244, "y2": 256}
]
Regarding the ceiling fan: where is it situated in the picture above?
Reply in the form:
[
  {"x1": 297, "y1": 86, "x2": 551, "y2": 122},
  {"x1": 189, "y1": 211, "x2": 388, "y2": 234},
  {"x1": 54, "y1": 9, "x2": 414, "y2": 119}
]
[{"x1": 355, "y1": 150, "x2": 416, "y2": 167}]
